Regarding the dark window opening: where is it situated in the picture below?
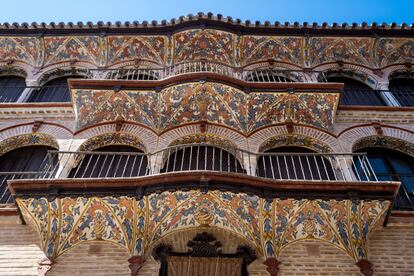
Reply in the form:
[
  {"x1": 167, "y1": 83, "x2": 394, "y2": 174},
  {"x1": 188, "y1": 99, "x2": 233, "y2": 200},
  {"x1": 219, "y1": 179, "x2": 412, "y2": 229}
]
[
  {"x1": 256, "y1": 146, "x2": 336, "y2": 180},
  {"x1": 0, "y1": 146, "x2": 54, "y2": 204},
  {"x1": 327, "y1": 77, "x2": 385, "y2": 106},
  {"x1": 355, "y1": 147, "x2": 414, "y2": 211},
  {"x1": 161, "y1": 145, "x2": 244, "y2": 173},
  {"x1": 68, "y1": 145, "x2": 148, "y2": 178},
  {"x1": 0, "y1": 76, "x2": 26, "y2": 103},
  {"x1": 27, "y1": 76, "x2": 79, "y2": 102},
  {"x1": 389, "y1": 78, "x2": 414, "y2": 106}
]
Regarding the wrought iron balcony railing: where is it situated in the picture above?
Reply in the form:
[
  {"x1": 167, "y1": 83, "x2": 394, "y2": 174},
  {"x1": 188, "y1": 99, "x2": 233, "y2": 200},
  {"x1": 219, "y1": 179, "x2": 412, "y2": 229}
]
[
  {"x1": 0, "y1": 144, "x2": 382, "y2": 204},
  {"x1": 85, "y1": 61, "x2": 325, "y2": 83}
]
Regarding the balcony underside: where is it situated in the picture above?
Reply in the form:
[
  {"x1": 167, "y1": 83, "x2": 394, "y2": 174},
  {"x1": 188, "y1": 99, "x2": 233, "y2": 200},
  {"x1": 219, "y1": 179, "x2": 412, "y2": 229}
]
[{"x1": 10, "y1": 172, "x2": 396, "y2": 264}]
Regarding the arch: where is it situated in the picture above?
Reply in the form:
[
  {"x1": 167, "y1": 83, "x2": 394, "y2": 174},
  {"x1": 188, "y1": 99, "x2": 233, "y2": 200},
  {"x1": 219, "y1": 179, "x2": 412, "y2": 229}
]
[
  {"x1": 76, "y1": 132, "x2": 147, "y2": 153},
  {"x1": 318, "y1": 66, "x2": 378, "y2": 89},
  {"x1": 249, "y1": 125, "x2": 340, "y2": 154},
  {"x1": 158, "y1": 124, "x2": 248, "y2": 151},
  {"x1": 35, "y1": 65, "x2": 91, "y2": 86},
  {"x1": 382, "y1": 65, "x2": 414, "y2": 82},
  {"x1": 0, "y1": 133, "x2": 59, "y2": 157},
  {"x1": 74, "y1": 123, "x2": 157, "y2": 152},
  {"x1": 108, "y1": 59, "x2": 163, "y2": 70},
  {"x1": 353, "y1": 135, "x2": 414, "y2": 157},
  {"x1": 278, "y1": 240, "x2": 361, "y2": 275},
  {"x1": 242, "y1": 62, "x2": 305, "y2": 82},
  {"x1": 0, "y1": 123, "x2": 72, "y2": 141},
  {"x1": 0, "y1": 65, "x2": 28, "y2": 79},
  {"x1": 339, "y1": 124, "x2": 414, "y2": 154}
]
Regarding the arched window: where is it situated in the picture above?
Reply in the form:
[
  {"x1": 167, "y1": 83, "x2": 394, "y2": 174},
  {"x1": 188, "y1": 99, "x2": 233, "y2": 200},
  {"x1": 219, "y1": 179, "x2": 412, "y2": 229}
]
[
  {"x1": 0, "y1": 146, "x2": 54, "y2": 204},
  {"x1": 69, "y1": 145, "x2": 148, "y2": 178},
  {"x1": 326, "y1": 77, "x2": 385, "y2": 106},
  {"x1": 389, "y1": 78, "x2": 414, "y2": 106},
  {"x1": 161, "y1": 145, "x2": 244, "y2": 174},
  {"x1": 256, "y1": 146, "x2": 336, "y2": 180},
  {"x1": 355, "y1": 147, "x2": 414, "y2": 210},
  {"x1": 27, "y1": 76, "x2": 80, "y2": 102},
  {"x1": 0, "y1": 76, "x2": 26, "y2": 102}
]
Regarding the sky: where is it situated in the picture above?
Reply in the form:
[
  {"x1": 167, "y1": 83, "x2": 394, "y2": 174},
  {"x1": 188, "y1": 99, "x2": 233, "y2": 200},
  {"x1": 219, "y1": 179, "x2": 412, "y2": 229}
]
[{"x1": 0, "y1": 0, "x2": 412, "y2": 25}]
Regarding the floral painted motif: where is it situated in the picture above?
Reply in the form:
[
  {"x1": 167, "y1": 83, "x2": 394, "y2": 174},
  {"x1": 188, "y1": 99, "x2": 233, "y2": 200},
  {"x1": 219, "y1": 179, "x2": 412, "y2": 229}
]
[
  {"x1": 77, "y1": 132, "x2": 146, "y2": 152},
  {"x1": 259, "y1": 135, "x2": 331, "y2": 153},
  {"x1": 375, "y1": 38, "x2": 414, "y2": 67},
  {"x1": 307, "y1": 38, "x2": 373, "y2": 67},
  {"x1": 173, "y1": 30, "x2": 234, "y2": 65},
  {"x1": 43, "y1": 36, "x2": 101, "y2": 66},
  {"x1": 0, "y1": 133, "x2": 59, "y2": 156},
  {"x1": 17, "y1": 192, "x2": 390, "y2": 261},
  {"x1": 241, "y1": 36, "x2": 303, "y2": 66},
  {"x1": 107, "y1": 36, "x2": 166, "y2": 66},
  {"x1": 0, "y1": 37, "x2": 40, "y2": 65},
  {"x1": 73, "y1": 82, "x2": 339, "y2": 133}
]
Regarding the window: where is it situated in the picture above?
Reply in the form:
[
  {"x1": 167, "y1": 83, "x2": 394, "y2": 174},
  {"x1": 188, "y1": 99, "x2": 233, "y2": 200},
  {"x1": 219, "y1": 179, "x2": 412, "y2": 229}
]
[
  {"x1": 355, "y1": 147, "x2": 414, "y2": 211},
  {"x1": 27, "y1": 76, "x2": 78, "y2": 102},
  {"x1": 161, "y1": 145, "x2": 244, "y2": 173},
  {"x1": 69, "y1": 145, "x2": 148, "y2": 178},
  {"x1": 256, "y1": 146, "x2": 336, "y2": 180},
  {"x1": 389, "y1": 78, "x2": 414, "y2": 106},
  {"x1": 245, "y1": 70, "x2": 294, "y2": 83},
  {"x1": 0, "y1": 146, "x2": 54, "y2": 204},
  {"x1": 0, "y1": 76, "x2": 26, "y2": 102},
  {"x1": 326, "y1": 77, "x2": 385, "y2": 106}
]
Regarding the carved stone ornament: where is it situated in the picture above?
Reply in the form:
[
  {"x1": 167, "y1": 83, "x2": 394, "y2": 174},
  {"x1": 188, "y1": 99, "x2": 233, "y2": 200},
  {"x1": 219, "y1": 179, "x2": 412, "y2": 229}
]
[
  {"x1": 128, "y1": 255, "x2": 145, "y2": 276},
  {"x1": 37, "y1": 257, "x2": 53, "y2": 276},
  {"x1": 187, "y1": 232, "x2": 222, "y2": 257},
  {"x1": 355, "y1": 259, "x2": 373, "y2": 276}
]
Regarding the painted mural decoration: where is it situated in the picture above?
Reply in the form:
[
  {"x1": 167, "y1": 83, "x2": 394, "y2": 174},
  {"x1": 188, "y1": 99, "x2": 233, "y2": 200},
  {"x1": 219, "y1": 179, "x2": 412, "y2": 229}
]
[
  {"x1": 0, "y1": 32, "x2": 412, "y2": 69},
  {"x1": 43, "y1": 36, "x2": 101, "y2": 66},
  {"x1": 173, "y1": 30, "x2": 234, "y2": 65},
  {"x1": 107, "y1": 36, "x2": 166, "y2": 66},
  {"x1": 307, "y1": 38, "x2": 372, "y2": 67},
  {"x1": 0, "y1": 133, "x2": 59, "y2": 156},
  {"x1": 240, "y1": 36, "x2": 303, "y2": 66},
  {"x1": 77, "y1": 132, "x2": 147, "y2": 152},
  {"x1": 72, "y1": 82, "x2": 339, "y2": 133},
  {"x1": 375, "y1": 38, "x2": 414, "y2": 67},
  {"x1": 258, "y1": 134, "x2": 332, "y2": 153},
  {"x1": 16, "y1": 190, "x2": 390, "y2": 261},
  {"x1": 0, "y1": 37, "x2": 40, "y2": 66}
]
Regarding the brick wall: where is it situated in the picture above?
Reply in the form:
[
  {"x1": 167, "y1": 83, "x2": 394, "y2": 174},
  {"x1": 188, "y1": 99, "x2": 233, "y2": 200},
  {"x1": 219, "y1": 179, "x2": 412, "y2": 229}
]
[
  {"x1": 0, "y1": 216, "x2": 44, "y2": 276},
  {"x1": 278, "y1": 240, "x2": 361, "y2": 276},
  {"x1": 47, "y1": 242, "x2": 131, "y2": 276}
]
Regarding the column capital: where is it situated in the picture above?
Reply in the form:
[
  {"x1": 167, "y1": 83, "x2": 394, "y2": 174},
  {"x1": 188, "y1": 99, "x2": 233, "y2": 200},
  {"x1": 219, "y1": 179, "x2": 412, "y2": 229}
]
[
  {"x1": 263, "y1": 257, "x2": 280, "y2": 276},
  {"x1": 128, "y1": 255, "x2": 145, "y2": 276},
  {"x1": 37, "y1": 257, "x2": 53, "y2": 276},
  {"x1": 355, "y1": 259, "x2": 374, "y2": 276}
]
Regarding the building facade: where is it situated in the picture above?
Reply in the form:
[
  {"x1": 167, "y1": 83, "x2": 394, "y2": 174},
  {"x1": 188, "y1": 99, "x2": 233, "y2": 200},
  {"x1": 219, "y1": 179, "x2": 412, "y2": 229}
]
[{"x1": 0, "y1": 13, "x2": 413, "y2": 275}]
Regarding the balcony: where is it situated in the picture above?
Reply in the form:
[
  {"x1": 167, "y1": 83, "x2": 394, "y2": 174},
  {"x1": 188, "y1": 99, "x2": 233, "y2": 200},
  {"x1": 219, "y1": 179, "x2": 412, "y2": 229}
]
[
  {"x1": 85, "y1": 61, "x2": 323, "y2": 83},
  {"x1": 3, "y1": 144, "x2": 400, "y2": 207}
]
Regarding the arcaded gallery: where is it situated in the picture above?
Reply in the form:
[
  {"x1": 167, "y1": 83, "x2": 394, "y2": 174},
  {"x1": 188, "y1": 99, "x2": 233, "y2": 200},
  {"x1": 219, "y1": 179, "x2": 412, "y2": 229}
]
[{"x1": 0, "y1": 13, "x2": 413, "y2": 276}]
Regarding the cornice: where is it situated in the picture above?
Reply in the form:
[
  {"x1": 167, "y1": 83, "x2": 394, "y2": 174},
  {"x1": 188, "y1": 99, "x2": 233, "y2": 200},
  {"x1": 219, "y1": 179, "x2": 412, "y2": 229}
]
[{"x1": 0, "y1": 12, "x2": 413, "y2": 37}]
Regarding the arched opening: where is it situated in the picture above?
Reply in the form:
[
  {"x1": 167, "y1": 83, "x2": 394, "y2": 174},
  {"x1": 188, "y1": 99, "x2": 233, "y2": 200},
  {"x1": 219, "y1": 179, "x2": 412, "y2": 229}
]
[
  {"x1": 27, "y1": 76, "x2": 81, "y2": 102},
  {"x1": 256, "y1": 146, "x2": 336, "y2": 180},
  {"x1": 68, "y1": 145, "x2": 148, "y2": 178},
  {"x1": 355, "y1": 147, "x2": 414, "y2": 210},
  {"x1": 0, "y1": 76, "x2": 26, "y2": 102},
  {"x1": 160, "y1": 145, "x2": 244, "y2": 174},
  {"x1": 389, "y1": 78, "x2": 414, "y2": 106},
  {"x1": 326, "y1": 76, "x2": 385, "y2": 106},
  {"x1": 0, "y1": 145, "x2": 54, "y2": 204}
]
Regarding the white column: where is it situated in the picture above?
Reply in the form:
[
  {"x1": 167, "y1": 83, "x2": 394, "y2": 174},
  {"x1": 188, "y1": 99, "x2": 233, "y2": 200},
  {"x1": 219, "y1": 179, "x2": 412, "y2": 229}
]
[{"x1": 376, "y1": 82, "x2": 400, "y2": 106}]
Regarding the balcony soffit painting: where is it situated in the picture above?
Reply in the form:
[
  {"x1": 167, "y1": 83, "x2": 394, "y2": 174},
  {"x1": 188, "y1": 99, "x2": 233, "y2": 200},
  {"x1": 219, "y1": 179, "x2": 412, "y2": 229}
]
[
  {"x1": 16, "y1": 190, "x2": 390, "y2": 262},
  {"x1": 71, "y1": 82, "x2": 339, "y2": 134}
]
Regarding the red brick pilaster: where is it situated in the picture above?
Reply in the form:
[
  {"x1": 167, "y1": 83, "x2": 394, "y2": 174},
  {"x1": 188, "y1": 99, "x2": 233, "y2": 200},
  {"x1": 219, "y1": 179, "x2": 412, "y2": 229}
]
[
  {"x1": 263, "y1": 257, "x2": 280, "y2": 276},
  {"x1": 37, "y1": 257, "x2": 53, "y2": 276},
  {"x1": 356, "y1": 259, "x2": 374, "y2": 276},
  {"x1": 128, "y1": 255, "x2": 145, "y2": 276}
]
